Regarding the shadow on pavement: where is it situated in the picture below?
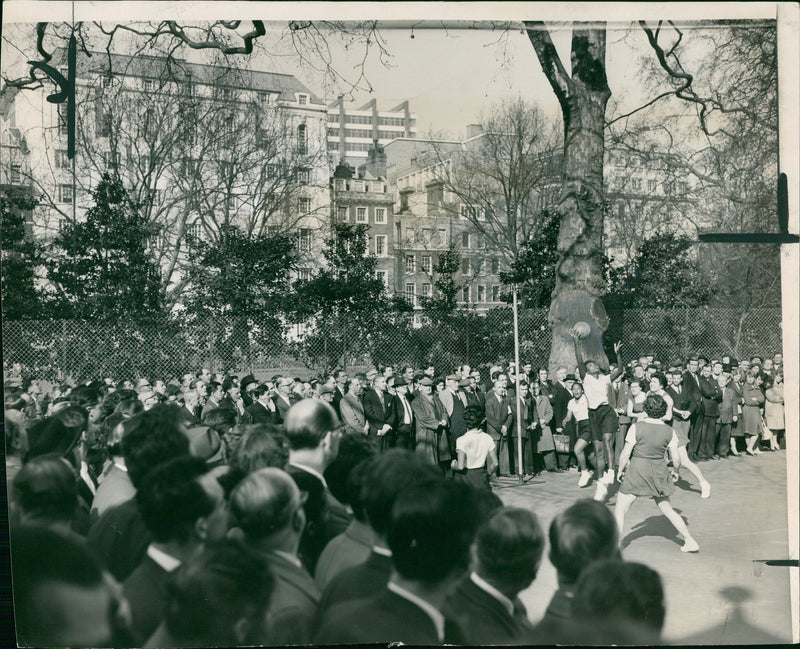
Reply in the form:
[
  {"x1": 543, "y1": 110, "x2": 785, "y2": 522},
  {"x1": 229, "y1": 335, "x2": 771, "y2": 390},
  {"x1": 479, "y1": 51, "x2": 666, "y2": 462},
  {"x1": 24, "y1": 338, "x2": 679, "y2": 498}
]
[
  {"x1": 621, "y1": 513, "x2": 683, "y2": 550},
  {"x1": 673, "y1": 586, "x2": 787, "y2": 645}
]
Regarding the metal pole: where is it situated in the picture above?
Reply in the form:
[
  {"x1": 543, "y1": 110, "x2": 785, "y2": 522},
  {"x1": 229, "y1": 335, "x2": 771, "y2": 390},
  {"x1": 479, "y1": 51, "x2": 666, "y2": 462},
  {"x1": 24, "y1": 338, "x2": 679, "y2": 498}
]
[{"x1": 513, "y1": 285, "x2": 524, "y2": 484}]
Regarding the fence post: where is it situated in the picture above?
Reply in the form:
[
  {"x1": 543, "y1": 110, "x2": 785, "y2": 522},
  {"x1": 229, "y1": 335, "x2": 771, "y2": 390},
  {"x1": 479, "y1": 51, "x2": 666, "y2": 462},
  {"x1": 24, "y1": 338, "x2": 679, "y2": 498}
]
[{"x1": 59, "y1": 320, "x2": 67, "y2": 382}]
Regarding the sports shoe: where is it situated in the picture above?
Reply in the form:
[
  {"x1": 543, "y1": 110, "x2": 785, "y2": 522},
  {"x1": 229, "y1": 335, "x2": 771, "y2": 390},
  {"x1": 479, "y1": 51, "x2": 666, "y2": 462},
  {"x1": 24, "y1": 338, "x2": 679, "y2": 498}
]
[
  {"x1": 681, "y1": 539, "x2": 700, "y2": 553},
  {"x1": 700, "y1": 481, "x2": 711, "y2": 499},
  {"x1": 593, "y1": 482, "x2": 608, "y2": 502},
  {"x1": 602, "y1": 468, "x2": 615, "y2": 484},
  {"x1": 578, "y1": 470, "x2": 591, "y2": 487}
]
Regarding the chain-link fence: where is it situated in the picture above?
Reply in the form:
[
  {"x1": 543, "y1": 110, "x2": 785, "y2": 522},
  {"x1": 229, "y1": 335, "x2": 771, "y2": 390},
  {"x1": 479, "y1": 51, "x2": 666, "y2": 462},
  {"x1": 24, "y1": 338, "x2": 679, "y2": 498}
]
[{"x1": 1, "y1": 307, "x2": 783, "y2": 384}]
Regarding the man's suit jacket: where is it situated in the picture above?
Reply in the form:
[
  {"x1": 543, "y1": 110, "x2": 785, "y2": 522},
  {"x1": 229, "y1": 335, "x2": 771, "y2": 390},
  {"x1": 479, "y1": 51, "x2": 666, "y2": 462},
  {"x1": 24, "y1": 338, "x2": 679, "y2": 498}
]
[
  {"x1": 362, "y1": 389, "x2": 395, "y2": 437},
  {"x1": 255, "y1": 550, "x2": 321, "y2": 646},
  {"x1": 179, "y1": 406, "x2": 199, "y2": 426},
  {"x1": 332, "y1": 385, "x2": 346, "y2": 415},
  {"x1": 551, "y1": 382, "x2": 572, "y2": 430},
  {"x1": 699, "y1": 374, "x2": 723, "y2": 417},
  {"x1": 339, "y1": 392, "x2": 367, "y2": 435},
  {"x1": 412, "y1": 392, "x2": 443, "y2": 437},
  {"x1": 393, "y1": 393, "x2": 415, "y2": 441},
  {"x1": 314, "y1": 519, "x2": 374, "y2": 590},
  {"x1": 122, "y1": 554, "x2": 171, "y2": 645},
  {"x1": 316, "y1": 586, "x2": 465, "y2": 645},
  {"x1": 443, "y1": 575, "x2": 534, "y2": 645},
  {"x1": 87, "y1": 496, "x2": 152, "y2": 582},
  {"x1": 719, "y1": 382, "x2": 741, "y2": 424},
  {"x1": 200, "y1": 398, "x2": 219, "y2": 422},
  {"x1": 666, "y1": 383, "x2": 691, "y2": 421},
  {"x1": 244, "y1": 400, "x2": 279, "y2": 425},
  {"x1": 681, "y1": 371, "x2": 704, "y2": 417},
  {"x1": 273, "y1": 393, "x2": 296, "y2": 422},
  {"x1": 485, "y1": 391, "x2": 513, "y2": 440},
  {"x1": 317, "y1": 549, "x2": 392, "y2": 616},
  {"x1": 91, "y1": 464, "x2": 136, "y2": 521}
]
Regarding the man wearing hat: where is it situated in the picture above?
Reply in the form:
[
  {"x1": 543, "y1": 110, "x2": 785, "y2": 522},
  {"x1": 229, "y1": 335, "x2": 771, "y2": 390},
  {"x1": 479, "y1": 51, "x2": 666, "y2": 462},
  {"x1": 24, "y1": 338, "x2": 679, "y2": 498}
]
[
  {"x1": 392, "y1": 378, "x2": 415, "y2": 451},
  {"x1": 411, "y1": 377, "x2": 449, "y2": 467},
  {"x1": 319, "y1": 384, "x2": 337, "y2": 405},
  {"x1": 239, "y1": 374, "x2": 259, "y2": 408}
]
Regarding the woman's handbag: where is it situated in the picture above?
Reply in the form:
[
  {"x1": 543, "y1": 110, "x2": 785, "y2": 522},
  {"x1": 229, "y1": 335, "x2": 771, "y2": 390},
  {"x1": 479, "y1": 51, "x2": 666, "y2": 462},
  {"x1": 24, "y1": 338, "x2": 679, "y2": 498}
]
[{"x1": 553, "y1": 433, "x2": 570, "y2": 453}]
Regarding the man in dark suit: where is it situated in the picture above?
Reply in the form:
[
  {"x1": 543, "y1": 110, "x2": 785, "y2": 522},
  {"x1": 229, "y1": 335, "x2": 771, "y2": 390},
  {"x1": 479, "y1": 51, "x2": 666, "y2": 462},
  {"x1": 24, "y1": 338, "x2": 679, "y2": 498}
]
[
  {"x1": 682, "y1": 356, "x2": 705, "y2": 460},
  {"x1": 485, "y1": 378, "x2": 513, "y2": 477},
  {"x1": 331, "y1": 369, "x2": 348, "y2": 415},
  {"x1": 363, "y1": 375, "x2": 396, "y2": 450},
  {"x1": 698, "y1": 363, "x2": 723, "y2": 460},
  {"x1": 273, "y1": 376, "x2": 298, "y2": 423},
  {"x1": 392, "y1": 377, "x2": 416, "y2": 450},
  {"x1": 315, "y1": 479, "x2": 478, "y2": 645},
  {"x1": 284, "y1": 399, "x2": 350, "y2": 575},
  {"x1": 244, "y1": 383, "x2": 280, "y2": 424},
  {"x1": 316, "y1": 450, "x2": 440, "y2": 614},
  {"x1": 123, "y1": 456, "x2": 228, "y2": 644},
  {"x1": 551, "y1": 367, "x2": 574, "y2": 470},
  {"x1": 230, "y1": 468, "x2": 321, "y2": 646},
  {"x1": 444, "y1": 507, "x2": 545, "y2": 644},
  {"x1": 87, "y1": 405, "x2": 191, "y2": 582}
]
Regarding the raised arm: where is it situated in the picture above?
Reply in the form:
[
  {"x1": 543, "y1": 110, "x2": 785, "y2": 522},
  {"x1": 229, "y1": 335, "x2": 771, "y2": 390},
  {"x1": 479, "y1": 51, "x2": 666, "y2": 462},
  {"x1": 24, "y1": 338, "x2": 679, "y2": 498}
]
[
  {"x1": 571, "y1": 331, "x2": 587, "y2": 380},
  {"x1": 609, "y1": 341, "x2": 624, "y2": 380}
]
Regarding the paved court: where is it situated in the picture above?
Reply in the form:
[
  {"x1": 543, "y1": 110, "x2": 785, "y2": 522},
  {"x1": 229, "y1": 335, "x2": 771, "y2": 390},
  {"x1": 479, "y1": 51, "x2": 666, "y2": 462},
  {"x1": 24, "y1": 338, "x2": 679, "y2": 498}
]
[{"x1": 495, "y1": 450, "x2": 794, "y2": 644}]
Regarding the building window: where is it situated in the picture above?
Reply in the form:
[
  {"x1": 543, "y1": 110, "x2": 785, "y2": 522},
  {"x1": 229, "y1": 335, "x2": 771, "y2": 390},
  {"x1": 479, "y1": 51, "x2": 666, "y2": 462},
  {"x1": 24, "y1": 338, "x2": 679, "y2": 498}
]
[
  {"x1": 475, "y1": 258, "x2": 485, "y2": 275},
  {"x1": 438, "y1": 228, "x2": 447, "y2": 246},
  {"x1": 461, "y1": 232, "x2": 471, "y2": 248},
  {"x1": 298, "y1": 197, "x2": 311, "y2": 214},
  {"x1": 55, "y1": 149, "x2": 70, "y2": 169},
  {"x1": 375, "y1": 234, "x2": 387, "y2": 256},
  {"x1": 297, "y1": 124, "x2": 307, "y2": 154},
  {"x1": 421, "y1": 282, "x2": 431, "y2": 299},
  {"x1": 143, "y1": 78, "x2": 158, "y2": 93},
  {"x1": 102, "y1": 74, "x2": 114, "y2": 87},
  {"x1": 297, "y1": 268, "x2": 311, "y2": 281},
  {"x1": 9, "y1": 164, "x2": 22, "y2": 184},
  {"x1": 58, "y1": 104, "x2": 68, "y2": 136},
  {"x1": 405, "y1": 228, "x2": 415, "y2": 244},
  {"x1": 491, "y1": 258, "x2": 500, "y2": 274},
  {"x1": 617, "y1": 203, "x2": 625, "y2": 218},
  {"x1": 421, "y1": 255, "x2": 432, "y2": 274},
  {"x1": 356, "y1": 207, "x2": 368, "y2": 224},
  {"x1": 187, "y1": 223, "x2": 202, "y2": 240},
  {"x1": 461, "y1": 286, "x2": 471, "y2": 303},
  {"x1": 492, "y1": 285, "x2": 500, "y2": 302},
  {"x1": 375, "y1": 207, "x2": 387, "y2": 224},
  {"x1": 58, "y1": 184, "x2": 73, "y2": 204},
  {"x1": 427, "y1": 182, "x2": 443, "y2": 206},
  {"x1": 352, "y1": 180, "x2": 365, "y2": 192},
  {"x1": 461, "y1": 257, "x2": 470, "y2": 275},
  {"x1": 630, "y1": 178, "x2": 641, "y2": 191},
  {"x1": 336, "y1": 206, "x2": 348, "y2": 222},
  {"x1": 405, "y1": 282, "x2": 416, "y2": 306},
  {"x1": 298, "y1": 227, "x2": 312, "y2": 252},
  {"x1": 405, "y1": 255, "x2": 416, "y2": 274},
  {"x1": 477, "y1": 285, "x2": 486, "y2": 303},
  {"x1": 297, "y1": 94, "x2": 308, "y2": 105},
  {"x1": 648, "y1": 179, "x2": 657, "y2": 192},
  {"x1": 376, "y1": 269, "x2": 389, "y2": 289},
  {"x1": 297, "y1": 167, "x2": 310, "y2": 184},
  {"x1": 334, "y1": 178, "x2": 346, "y2": 191}
]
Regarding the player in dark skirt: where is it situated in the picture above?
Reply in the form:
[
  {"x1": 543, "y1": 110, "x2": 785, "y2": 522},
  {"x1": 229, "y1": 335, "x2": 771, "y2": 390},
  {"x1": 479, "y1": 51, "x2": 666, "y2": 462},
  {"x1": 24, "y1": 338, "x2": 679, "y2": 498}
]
[{"x1": 614, "y1": 393, "x2": 700, "y2": 553}]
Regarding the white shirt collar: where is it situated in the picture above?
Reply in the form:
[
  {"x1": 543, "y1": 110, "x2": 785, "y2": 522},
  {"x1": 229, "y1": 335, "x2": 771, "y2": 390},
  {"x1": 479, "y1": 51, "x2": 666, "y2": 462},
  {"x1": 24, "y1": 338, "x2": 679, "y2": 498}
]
[
  {"x1": 289, "y1": 462, "x2": 328, "y2": 490},
  {"x1": 372, "y1": 545, "x2": 392, "y2": 557},
  {"x1": 147, "y1": 545, "x2": 182, "y2": 572},
  {"x1": 387, "y1": 581, "x2": 445, "y2": 643},
  {"x1": 470, "y1": 572, "x2": 514, "y2": 616},
  {"x1": 113, "y1": 461, "x2": 128, "y2": 473},
  {"x1": 270, "y1": 549, "x2": 304, "y2": 569}
]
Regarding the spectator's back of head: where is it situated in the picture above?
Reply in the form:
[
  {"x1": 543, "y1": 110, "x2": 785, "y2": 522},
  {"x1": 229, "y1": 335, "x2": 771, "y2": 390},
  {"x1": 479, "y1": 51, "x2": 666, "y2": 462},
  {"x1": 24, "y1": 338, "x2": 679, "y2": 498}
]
[
  {"x1": 12, "y1": 456, "x2": 78, "y2": 529},
  {"x1": 162, "y1": 539, "x2": 274, "y2": 646},
  {"x1": 229, "y1": 424, "x2": 290, "y2": 476},
  {"x1": 361, "y1": 449, "x2": 441, "y2": 537},
  {"x1": 136, "y1": 456, "x2": 225, "y2": 545},
  {"x1": 549, "y1": 499, "x2": 620, "y2": 586},
  {"x1": 113, "y1": 398, "x2": 144, "y2": 418},
  {"x1": 202, "y1": 407, "x2": 237, "y2": 436},
  {"x1": 388, "y1": 480, "x2": 479, "y2": 585},
  {"x1": 284, "y1": 398, "x2": 339, "y2": 450},
  {"x1": 11, "y1": 526, "x2": 115, "y2": 647},
  {"x1": 323, "y1": 432, "x2": 378, "y2": 507},
  {"x1": 121, "y1": 404, "x2": 190, "y2": 489},
  {"x1": 230, "y1": 468, "x2": 304, "y2": 544},
  {"x1": 69, "y1": 385, "x2": 101, "y2": 410},
  {"x1": 475, "y1": 507, "x2": 545, "y2": 595},
  {"x1": 25, "y1": 416, "x2": 81, "y2": 463},
  {"x1": 573, "y1": 559, "x2": 665, "y2": 642}
]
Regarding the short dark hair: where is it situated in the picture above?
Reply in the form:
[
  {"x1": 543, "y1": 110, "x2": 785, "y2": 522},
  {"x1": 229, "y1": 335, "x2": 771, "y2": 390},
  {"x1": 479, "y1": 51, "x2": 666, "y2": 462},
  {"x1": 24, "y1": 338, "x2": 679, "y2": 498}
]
[
  {"x1": 388, "y1": 480, "x2": 478, "y2": 583},
  {"x1": 100, "y1": 389, "x2": 138, "y2": 419},
  {"x1": 229, "y1": 424, "x2": 290, "y2": 476},
  {"x1": 475, "y1": 507, "x2": 545, "y2": 593},
  {"x1": 121, "y1": 405, "x2": 190, "y2": 489},
  {"x1": 361, "y1": 449, "x2": 441, "y2": 536},
  {"x1": 222, "y1": 376, "x2": 238, "y2": 393},
  {"x1": 642, "y1": 393, "x2": 667, "y2": 419},
  {"x1": 649, "y1": 371, "x2": 667, "y2": 389},
  {"x1": 207, "y1": 381, "x2": 222, "y2": 396},
  {"x1": 163, "y1": 539, "x2": 273, "y2": 646},
  {"x1": 69, "y1": 385, "x2": 101, "y2": 409},
  {"x1": 202, "y1": 407, "x2": 237, "y2": 434},
  {"x1": 12, "y1": 456, "x2": 78, "y2": 525},
  {"x1": 113, "y1": 398, "x2": 144, "y2": 418},
  {"x1": 11, "y1": 526, "x2": 107, "y2": 646},
  {"x1": 463, "y1": 405, "x2": 485, "y2": 429},
  {"x1": 284, "y1": 399, "x2": 339, "y2": 450},
  {"x1": 323, "y1": 433, "x2": 378, "y2": 510},
  {"x1": 573, "y1": 559, "x2": 665, "y2": 635},
  {"x1": 549, "y1": 499, "x2": 619, "y2": 585},
  {"x1": 25, "y1": 417, "x2": 80, "y2": 462},
  {"x1": 137, "y1": 456, "x2": 217, "y2": 543}
]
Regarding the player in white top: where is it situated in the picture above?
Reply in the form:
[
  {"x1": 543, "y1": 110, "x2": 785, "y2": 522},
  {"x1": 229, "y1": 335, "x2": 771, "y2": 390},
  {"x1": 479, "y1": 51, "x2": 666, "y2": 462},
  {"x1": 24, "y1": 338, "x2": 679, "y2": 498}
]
[{"x1": 562, "y1": 382, "x2": 593, "y2": 488}]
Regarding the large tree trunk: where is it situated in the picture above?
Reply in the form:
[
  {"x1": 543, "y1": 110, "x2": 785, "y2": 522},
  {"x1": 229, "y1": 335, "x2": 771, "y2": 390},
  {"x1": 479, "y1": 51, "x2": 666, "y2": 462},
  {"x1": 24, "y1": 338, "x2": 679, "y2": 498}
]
[{"x1": 526, "y1": 22, "x2": 612, "y2": 373}]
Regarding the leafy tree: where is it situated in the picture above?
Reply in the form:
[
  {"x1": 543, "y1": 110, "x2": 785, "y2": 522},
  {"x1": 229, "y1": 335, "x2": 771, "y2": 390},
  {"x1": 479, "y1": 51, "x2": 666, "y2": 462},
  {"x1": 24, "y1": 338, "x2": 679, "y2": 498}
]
[
  {"x1": 46, "y1": 173, "x2": 163, "y2": 320},
  {"x1": 0, "y1": 186, "x2": 44, "y2": 318},
  {"x1": 292, "y1": 223, "x2": 392, "y2": 372},
  {"x1": 184, "y1": 224, "x2": 298, "y2": 365},
  {"x1": 419, "y1": 247, "x2": 461, "y2": 322}
]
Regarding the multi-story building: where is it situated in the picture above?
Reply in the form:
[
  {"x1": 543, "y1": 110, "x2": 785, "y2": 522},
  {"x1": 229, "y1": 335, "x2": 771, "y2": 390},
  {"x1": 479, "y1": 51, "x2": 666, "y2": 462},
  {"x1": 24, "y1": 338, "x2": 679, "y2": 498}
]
[
  {"x1": 0, "y1": 50, "x2": 331, "y2": 303},
  {"x1": 326, "y1": 97, "x2": 416, "y2": 168}
]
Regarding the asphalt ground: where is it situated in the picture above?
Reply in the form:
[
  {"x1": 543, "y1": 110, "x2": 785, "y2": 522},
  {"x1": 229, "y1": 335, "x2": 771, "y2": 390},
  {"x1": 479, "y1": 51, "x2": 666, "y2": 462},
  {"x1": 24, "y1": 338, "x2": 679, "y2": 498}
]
[{"x1": 494, "y1": 449, "x2": 793, "y2": 644}]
